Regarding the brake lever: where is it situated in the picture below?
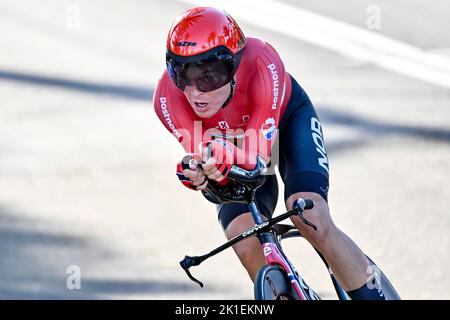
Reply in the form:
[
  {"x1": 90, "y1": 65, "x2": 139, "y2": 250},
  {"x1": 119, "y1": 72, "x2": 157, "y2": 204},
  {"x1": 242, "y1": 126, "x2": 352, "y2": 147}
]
[
  {"x1": 179, "y1": 255, "x2": 204, "y2": 287},
  {"x1": 297, "y1": 210, "x2": 318, "y2": 231},
  {"x1": 294, "y1": 199, "x2": 318, "y2": 231}
]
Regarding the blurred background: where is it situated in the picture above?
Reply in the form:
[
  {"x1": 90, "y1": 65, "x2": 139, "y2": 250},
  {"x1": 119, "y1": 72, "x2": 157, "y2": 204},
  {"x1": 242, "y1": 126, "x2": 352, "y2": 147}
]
[{"x1": 0, "y1": 0, "x2": 449, "y2": 299}]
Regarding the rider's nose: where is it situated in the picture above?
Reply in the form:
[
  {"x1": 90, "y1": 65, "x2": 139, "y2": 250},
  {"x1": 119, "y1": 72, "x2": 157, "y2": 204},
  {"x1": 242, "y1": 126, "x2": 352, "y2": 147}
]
[{"x1": 189, "y1": 86, "x2": 205, "y2": 99}]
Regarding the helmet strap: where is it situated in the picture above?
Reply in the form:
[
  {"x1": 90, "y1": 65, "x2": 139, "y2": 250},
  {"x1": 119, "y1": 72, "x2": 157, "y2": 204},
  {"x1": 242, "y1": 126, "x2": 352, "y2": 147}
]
[{"x1": 221, "y1": 77, "x2": 236, "y2": 109}]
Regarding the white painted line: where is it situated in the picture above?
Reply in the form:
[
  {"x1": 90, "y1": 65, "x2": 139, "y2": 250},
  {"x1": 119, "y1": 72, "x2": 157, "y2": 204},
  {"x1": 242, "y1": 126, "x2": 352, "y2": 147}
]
[{"x1": 179, "y1": 0, "x2": 450, "y2": 89}]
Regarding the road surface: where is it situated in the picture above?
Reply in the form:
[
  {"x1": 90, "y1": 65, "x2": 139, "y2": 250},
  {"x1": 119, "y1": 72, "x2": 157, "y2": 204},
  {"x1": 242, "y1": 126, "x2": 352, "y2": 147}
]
[{"x1": 0, "y1": 0, "x2": 449, "y2": 299}]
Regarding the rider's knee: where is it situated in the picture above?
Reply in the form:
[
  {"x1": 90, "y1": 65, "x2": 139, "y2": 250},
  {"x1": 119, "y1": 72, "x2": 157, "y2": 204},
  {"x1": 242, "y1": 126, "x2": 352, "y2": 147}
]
[
  {"x1": 304, "y1": 215, "x2": 333, "y2": 248},
  {"x1": 287, "y1": 192, "x2": 337, "y2": 249},
  {"x1": 225, "y1": 213, "x2": 265, "y2": 267},
  {"x1": 233, "y1": 238, "x2": 262, "y2": 264}
]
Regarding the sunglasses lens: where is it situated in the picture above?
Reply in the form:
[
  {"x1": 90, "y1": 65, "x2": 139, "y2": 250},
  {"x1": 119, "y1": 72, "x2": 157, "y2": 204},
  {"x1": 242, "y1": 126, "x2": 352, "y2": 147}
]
[{"x1": 167, "y1": 50, "x2": 236, "y2": 92}]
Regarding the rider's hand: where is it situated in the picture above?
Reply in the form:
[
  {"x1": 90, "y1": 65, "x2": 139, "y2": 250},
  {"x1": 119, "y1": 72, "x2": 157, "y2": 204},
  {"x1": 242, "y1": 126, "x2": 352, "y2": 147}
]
[
  {"x1": 198, "y1": 139, "x2": 234, "y2": 185},
  {"x1": 176, "y1": 154, "x2": 208, "y2": 191}
]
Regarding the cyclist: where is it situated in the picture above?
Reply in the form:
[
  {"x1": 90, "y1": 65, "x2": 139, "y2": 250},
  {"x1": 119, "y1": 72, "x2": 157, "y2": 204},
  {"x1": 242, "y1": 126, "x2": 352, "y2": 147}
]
[{"x1": 153, "y1": 6, "x2": 397, "y2": 299}]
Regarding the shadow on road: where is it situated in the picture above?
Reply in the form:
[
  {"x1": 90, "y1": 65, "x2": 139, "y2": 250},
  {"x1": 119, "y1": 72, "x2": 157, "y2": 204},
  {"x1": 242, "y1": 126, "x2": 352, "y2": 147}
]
[
  {"x1": 0, "y1": 205, "x2": 212, "y2": 299},
  {"x1": 320, "y1": 107, "x2": 450, "y2": 143},
  {"x1": 2, "y1": 67, "x2": 448, "y2": 149},
  {"x1": 0, "y1": 69, "x2": 153, "y2": 101},
  {"x1": 317, "y1": 106, "x2": 450, "y2": 155}
]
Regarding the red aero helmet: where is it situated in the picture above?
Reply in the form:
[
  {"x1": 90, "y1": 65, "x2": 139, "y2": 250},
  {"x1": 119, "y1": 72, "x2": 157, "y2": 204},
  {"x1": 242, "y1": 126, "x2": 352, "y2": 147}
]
[{"x1": 166, "y1": 7, "x2": 247, "y2": 92}]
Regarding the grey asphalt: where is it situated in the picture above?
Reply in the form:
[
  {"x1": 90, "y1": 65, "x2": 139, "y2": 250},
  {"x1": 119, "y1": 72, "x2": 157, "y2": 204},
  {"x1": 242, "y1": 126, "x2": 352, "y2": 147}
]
[
  {"x1": 281, "y1": 0, "x2": 450, "y2": 51},
  {"x1": 0, "y1": 0, "x2": 449, "y2": 299}
]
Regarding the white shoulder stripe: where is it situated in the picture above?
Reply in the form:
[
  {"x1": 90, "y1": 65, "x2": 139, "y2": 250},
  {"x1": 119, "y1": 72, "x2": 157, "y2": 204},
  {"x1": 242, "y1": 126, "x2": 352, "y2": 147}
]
[{"x1": 280, "y1": 80, "x2": 286, "y2": 107}]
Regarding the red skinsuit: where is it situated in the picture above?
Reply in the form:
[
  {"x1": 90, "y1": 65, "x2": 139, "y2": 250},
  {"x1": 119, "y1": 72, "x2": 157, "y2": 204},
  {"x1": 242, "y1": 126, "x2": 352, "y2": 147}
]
[{"x1": 153, "y1": 38, "x2": 292, "y2": 170}]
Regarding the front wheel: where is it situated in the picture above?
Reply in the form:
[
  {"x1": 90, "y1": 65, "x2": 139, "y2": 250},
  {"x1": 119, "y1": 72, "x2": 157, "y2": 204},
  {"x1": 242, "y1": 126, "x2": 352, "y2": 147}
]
[
  {"x1": 254, "y1": 265, "x2": 299, "y2": 300},
  {"x1": 366, "y1": 256, "x2": 401, "y2": 300}
]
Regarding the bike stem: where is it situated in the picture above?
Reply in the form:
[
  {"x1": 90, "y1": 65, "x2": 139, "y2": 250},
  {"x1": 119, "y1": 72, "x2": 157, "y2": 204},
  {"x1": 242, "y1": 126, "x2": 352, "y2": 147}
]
[{"x1": 248, "y1": 201, "x2": 274, "y2": 244}]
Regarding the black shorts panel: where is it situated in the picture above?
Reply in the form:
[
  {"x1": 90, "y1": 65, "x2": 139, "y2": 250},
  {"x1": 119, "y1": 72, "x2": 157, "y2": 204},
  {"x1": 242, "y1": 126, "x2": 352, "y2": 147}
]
[
  {"x1": 217, "y1": 173, "x2": 278, "y2": 230},
  {"x1": 278, "y1": 76, "x2": 330, "y2": 202}
]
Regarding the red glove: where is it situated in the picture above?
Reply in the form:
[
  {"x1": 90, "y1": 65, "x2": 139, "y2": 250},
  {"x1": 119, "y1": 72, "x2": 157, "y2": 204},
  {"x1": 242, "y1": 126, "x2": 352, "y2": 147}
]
[
  {"x1": 198, "y1": 139, "x2": 235, "y2": 185},
  {"x1": 176, "y1": 153, "x2": 203, "y2": 190}
]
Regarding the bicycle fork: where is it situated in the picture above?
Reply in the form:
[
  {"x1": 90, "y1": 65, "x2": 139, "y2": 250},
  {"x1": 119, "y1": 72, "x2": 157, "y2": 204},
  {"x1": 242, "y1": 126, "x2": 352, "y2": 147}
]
[
  {"x1": 262, "y1": 240, "x2": 321, "y2": 300},
  {"x1": 250, "y1": 200, "x2": 320, "y2": 300}
]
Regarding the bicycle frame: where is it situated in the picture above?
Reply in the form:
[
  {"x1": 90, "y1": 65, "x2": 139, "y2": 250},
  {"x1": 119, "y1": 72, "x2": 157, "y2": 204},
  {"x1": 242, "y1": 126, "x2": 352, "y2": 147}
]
[
  {"x1": 180, "y1": 198, "x2": 349, "y2": 300},
  {"x1": 248, "y1": 201, "x2": 319, "y2": 300}
]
